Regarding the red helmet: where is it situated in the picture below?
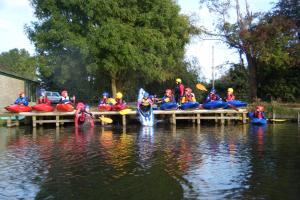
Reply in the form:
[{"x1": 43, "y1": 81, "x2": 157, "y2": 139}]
[
  {"x1": 76, "y1": 102, "x2": 85, "y2": 110},
  {"x1": 256, "y1": 105, "x2": 264, "y2": 112},
  {"x1": 165, "y1": 89, "x2": 172, "y2": 96},
  {"x1": 61, "y1": 90, "x2": 67, "y2": 97},
  {"x1": 185, "y1": 87, "x2": 192, "y2": 94}
]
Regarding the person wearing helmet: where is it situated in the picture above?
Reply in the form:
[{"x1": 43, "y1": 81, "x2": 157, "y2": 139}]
[
  {"x1": 99, "y1": 92, "x2": 110, "y2": 105},
  {"x1": 75, "y1": 103, "x2": 94, "y2": 127},
  {"x1": 225, "y1": 88, "x2": 235, "y2": 101},
  {"x1": 205, "y1": 88, "x2": 221, "y2": 103},
  {"x1": 181, "y1": 87, "x2": 197, "y2": 103},
  {"x1": 174, "y1": 78, "x2": 185, "y2": 104},
  {"x1": 59, "y1": 90, "x2": 75, "y2": 104},
  {"x1": 38, "y1": 91, "x2": 51, "y2": 105},
  {"x1": 115, "y1": 92, "x2": 124, "y2": 105},
  {"x1": 161, "y1": 89, "x2": 175, "y2": 103},
  {"x1": 14, "y1": 91, "x2": 29, "y2": 106},
  {"x1": 254, "y1": 105, "x2": 266, "y2": 119}
]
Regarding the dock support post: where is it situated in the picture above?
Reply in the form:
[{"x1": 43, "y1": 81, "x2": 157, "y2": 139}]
[
  {"x1": 221, "y1": 113, "x2": 225, "y2": 125},
  {"x1": 56, "y1": 115, "x2": 60, "y2": 127},
  {"x1": 7, "y1": 117, "x2": 12, "y2": 127},
  {"x1": 172, "y1": 113, "x2": 176, "y2": 125},
  {"x1": 197, "y1": 114, "x2": 201, "y2": 125},
  {"x1": 122, "y1": 115, "x2": 126, "y2": 126},
  {"x1": 15, "y1": 115, "x2": 20, "y2": 126},
  {"x1": 242, "y1": 113, "x2": 247, "y2": 124},
  {"x1": 32, "y1": 116, "x2": 37, "y2": 128},
  {"x1": 215, "y1": 114, "x2": 218, "y2": 123},
  {"x1": 298, "y1": 112, "x2": 300, "y2": 126}
]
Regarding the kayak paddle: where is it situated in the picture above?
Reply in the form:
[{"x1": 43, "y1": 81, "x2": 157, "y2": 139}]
[
  {"x1": 99, "y1": 117, "x2": 113, "y2": 124},
  {"x1": 196, "y1": 83, "x2": 208, "y2": 91},
  {"x1": 119, "y1": 108, "x2": 132, "y2": 115}
]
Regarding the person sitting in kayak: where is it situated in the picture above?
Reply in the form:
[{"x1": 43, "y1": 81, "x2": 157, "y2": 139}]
[
  {"x1": 115, "y1": 92, "x2": 125, "y2": 105},
  {"x1": 181, "y1": 87, "x2": 197, "y2": 103},
  {"x1": 174, "y1": 78, "x2": 185, "y2": 104},
  {"x1": 139, "y1": 92, "x2": 153, "y2": 112},
  {"x1": 205, "y1": 88, "x2": 221, "y2": 102},
  {"x1": 162, "y1": 89, "x2": 176, "y2": 103},
  {"x1": 253, "y1": 105, "x2": 266, "y2": 119},
  {"x1": 75, "y1": 103, "x2": 94, "y2": 127},
  {"x1": 60, "y1": 90, "x2": 75, "y2": 104},
  {"x1": 99, "y1": 92, "x2": 110, "y2": 105},
  {"x1": 38, "y1": 91, "x2": 51, "y2": 105},
  {"x1": 14, "y1": 92, "x2": 29, "y2": 106},
  {"x1": 225, "y1": 88, "x2": 235, "y2": 101}
]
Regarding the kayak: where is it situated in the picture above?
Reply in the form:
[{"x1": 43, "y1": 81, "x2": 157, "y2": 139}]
[
  {"x1": 251, "y1": 118, "x2": 267, "y2": 125},
  {"x1": 5, "y1": 105, "x2": 32, "y2": 113},
  {"x1": 112, "y1": 104, "x2": 127, "y2": 111},
  {"x1": 56, "y1": 104, "x2": 74, "y2": 112},
  {"x1": 202, "y1": 101, "x2": 226, "y2": 109},
  {"x1": 181, "y1": 102, "x2": 200, "y2": 110},
  {"x1": 225, "y1": 100, "x2": 247, "y2": 108},
  {"x1": 98, "y1": 104, "x2": 112, "y2": 111},
  {"x1": 32, "y1": 104, "x2": 54, "y2": 112},
  {"x1": 137, "y1": 88, "x2": 154, "y2": 126},
  {"x1": 160, "y1": 102, "x2": 178, "y2": 110}
]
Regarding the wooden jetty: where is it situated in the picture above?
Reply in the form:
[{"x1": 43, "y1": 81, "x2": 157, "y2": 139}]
[{"x1": 1, "y1": 108, "x2": 248, "y2": 127}]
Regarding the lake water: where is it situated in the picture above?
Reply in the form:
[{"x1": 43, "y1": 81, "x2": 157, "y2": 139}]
[{"x1": 0, "y1": 124, "x2": 299, "y2": 200}]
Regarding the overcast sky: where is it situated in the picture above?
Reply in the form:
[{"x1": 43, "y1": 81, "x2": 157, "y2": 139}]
[{"x1": 0, "y1": 0, "x2": 275, "y2": 80}]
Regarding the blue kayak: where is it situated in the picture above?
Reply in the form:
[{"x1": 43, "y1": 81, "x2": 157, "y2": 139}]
[
  {"x1": 181, "y1": 102, "x2": 200, "y2": 110},
  {"x1": 160, "y1": 102, "x2": 178, "y2": 110},
  {"x1": 137, "y1": 88, "x2": 154, "y2": 126},
  {"x1": 251, "y1": 118, "x2": 267, "y2": 125},
  {"x1": 202, "y1": 101, "x2": 226, "y2": 109},
  {"x1": 225, "y1": 100, "x2": 247, "y2": 108}
]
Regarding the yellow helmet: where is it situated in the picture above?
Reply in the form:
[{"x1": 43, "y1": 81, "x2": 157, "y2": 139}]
[
  {"x1": 176, "y1": 78, "x2": 182, "y2": 83},
  {"x1": 116, "y1": 92, "x2": 123, "y2": 99},
  {"x1": 228, "y1": 88, "x2": 234, "y2": 93}
]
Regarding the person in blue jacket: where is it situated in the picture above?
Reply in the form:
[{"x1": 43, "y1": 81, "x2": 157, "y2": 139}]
[
  {"x1": 205, "y1": 88, "x2": 221, "y2": 103},
  {"x1": 14, "y1": 92, "x2": 29, "y2": 106}
]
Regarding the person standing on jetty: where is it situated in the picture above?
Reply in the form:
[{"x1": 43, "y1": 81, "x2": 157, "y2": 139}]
[{"x1": 174, "y1": 78, "x2": 185, "y2": 105}]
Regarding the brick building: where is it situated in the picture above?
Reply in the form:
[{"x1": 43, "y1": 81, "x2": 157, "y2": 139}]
[{"x1": 0, "y1": 66, "x2": 39, "y2": 111}]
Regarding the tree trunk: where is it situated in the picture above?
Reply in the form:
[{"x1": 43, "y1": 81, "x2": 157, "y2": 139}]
[
  {"x1": 111, "y1": 74, "x2": 117, "y2": 98},
  {"x1": 246, "y1": 54, "x2": 258, "y2": 101}
]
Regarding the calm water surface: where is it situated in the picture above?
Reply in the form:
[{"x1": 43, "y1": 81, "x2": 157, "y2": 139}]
[{"x1": 0, "y1": 124, "x2": 300, "y2": 200}]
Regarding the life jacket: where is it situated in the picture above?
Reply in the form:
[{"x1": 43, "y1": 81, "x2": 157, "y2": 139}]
[
  {"x1": 61, "y1": 96, "x2": 71, "y2": 104},
  {"x1": 38, "y1": 97, "x2": 51, "y2": 105},
  {"x1": 184, "y1": 94, "x2": 194, "y2": 102},
  {"x1": 115, "y1": 98, "x2": 123, "y2": 105},
  {"x1": 101, "y1": 97, "x2": 108, "y2": 104},
  {"x1": 255, "y1": 111, "x2": 263, "y2": 119},
  {"x1": 141, "y1": 98, "x2": 151, "y2": 106},
  {"x1": 175, "y1": 83, "x2": 185, "y2": 97},
  {"x1": 209, "y1": 94, "x2": 217, "y2": 101},
  {"x1": 226, "y1": 94, "x2": 235, "y2": 101}
]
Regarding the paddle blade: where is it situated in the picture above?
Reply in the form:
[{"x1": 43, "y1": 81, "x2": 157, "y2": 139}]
[
  {"x1": 99, "y1": 117, "x2": 113, "y2": 124},
  {"x1": 196, "y1": 83, "x2": 207, "y2": 91},
  {"x1": 119, "y1": 108, "x2": 132, "y2": 115}
]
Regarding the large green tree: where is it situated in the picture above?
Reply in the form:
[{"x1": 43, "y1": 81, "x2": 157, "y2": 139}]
[
  {"x1": 0, "y1": 48, "x2": 38, "y2": 78},
  {"x1": 27, "y1": 0, "x2": 198, "y2": 97}
]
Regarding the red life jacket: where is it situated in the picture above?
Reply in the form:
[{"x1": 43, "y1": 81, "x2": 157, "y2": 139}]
[
  {"x1": 255, "y1": 111, "x2": 263, "y2": 119},
  {"x1": 116, "y1": 98, "x2": 123, "y2": 104},
  {"x1": 185, "y1": 94, "x2": 193, "y2": 102},
  {"x1": 101, "y1": 97, "x2": 108, "y2": 104},
  {"x1": 226, "y1": 94, "x2": 235, "y2": 101},
  {"x1": 210, "y1": 94, "x2": 217, "y2": 100}
]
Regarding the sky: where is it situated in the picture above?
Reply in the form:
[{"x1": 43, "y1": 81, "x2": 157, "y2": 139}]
[{"x1": 0, "y1": 0, "x2": 275, "y2": 80}]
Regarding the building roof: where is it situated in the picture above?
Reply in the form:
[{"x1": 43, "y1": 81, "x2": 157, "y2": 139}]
[{"x1": 0, "y1": 65, "x2": 39, "y2": 83}]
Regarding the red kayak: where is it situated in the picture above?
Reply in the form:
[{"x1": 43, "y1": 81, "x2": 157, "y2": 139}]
[
  {"x1": 112, "y1": 104, "x2": 127, "y2": 111},
  {"x1": 98, "y1": 104, "x2": 112, "y2": 111},
  {"x1": 32, "y1": 104, "x2": 54, "y2": 112},
  {"x1": 56, "y1": 104, "x2": 74, "y2": 112},
  {"x1": 5, "y1": 105, "x2": 32, "y2": 113}
]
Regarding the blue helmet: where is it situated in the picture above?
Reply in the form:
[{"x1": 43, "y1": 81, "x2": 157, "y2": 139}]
[
  {"x1": 210, "y1": 88, "x2": 216, "y2": 94},
  {"x1": 85, "y1": 104, "x2": 90, "y2": 109},
  {"x1": 102, "y1": 92, "x2": 109, "y2": 97},
  {"x1": 149, "y1": 95, "x2": 154, "y2": 99},
  {"x1": 143, "y1": 92, "x2": 149, "y2": 98}
]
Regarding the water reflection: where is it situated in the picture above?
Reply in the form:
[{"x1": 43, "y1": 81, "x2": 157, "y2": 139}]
[{"x1": 0, "y1": 124, "x2": 299, "y2": 199}]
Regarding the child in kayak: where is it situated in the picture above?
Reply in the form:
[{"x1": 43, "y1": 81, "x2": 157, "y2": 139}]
[
  {"x1": 181, "y1": 88, "x2": 197, "y2": 103},
  {"x1": 205, "y1": 88, "x2": 221, "y2": 103},
  {"x1": 14, "y1": 92, "x2": 29, "y2": 106},
  {"x1": 60, "y1": 90, "x2": 75, "y2": 104},
  {"x1": 75, "y1": 103, "x2": 94, "y2": 127},
  {"x1": 38, "y1": 91, "x2": 51, "y2": 105},
  {"x1": 162, "y1": 89, "x2": 176, "y2": 103},
  {"x1": 249, "y1": 105, "x2": 266, "y2": 119},
  {"x1": 225, "y1": 88, "x2": 235, "y2": 101},
  {"x1": 138, "y1": 92, "x2": 153, "y2": 112},
  {"x1": 113, "y1": 92, "x2": 126, "y2": 110},
  {"x1": 99, "y1": 92, "x2": 110, "y2": 105}
]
